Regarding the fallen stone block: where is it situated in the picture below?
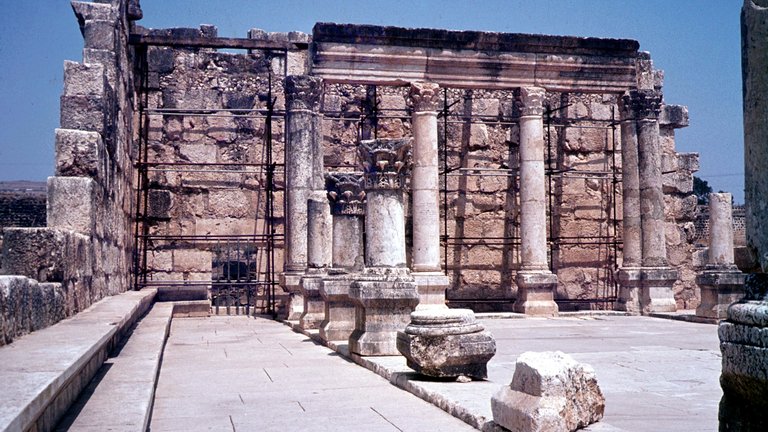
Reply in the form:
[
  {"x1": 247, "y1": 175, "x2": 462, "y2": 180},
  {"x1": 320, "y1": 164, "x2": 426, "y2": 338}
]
[
  {"x1": 491, "y1": 351, "x2": 605, "y2": 432},
  {"x1": 397, "y1": 308, "x2": 496, "y2": 379}
]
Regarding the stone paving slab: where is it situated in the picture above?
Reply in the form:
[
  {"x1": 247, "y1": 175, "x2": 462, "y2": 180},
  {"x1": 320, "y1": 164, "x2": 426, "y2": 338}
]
[
  {"x1": 55, "y1": 302, "x2": 173, "y2": 431},
  {"x1": 0, "y1": 289, "x2": 156, "y2": 432},
  {"x1": 293, "y1": 315, "x2": 721, "y2": 431},
  {"x1": 150, "y1": 316, "x2": 477, "y2": 432}
]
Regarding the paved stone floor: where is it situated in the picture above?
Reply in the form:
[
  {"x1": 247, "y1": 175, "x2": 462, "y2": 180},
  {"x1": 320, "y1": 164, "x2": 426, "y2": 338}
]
[
  {"x1": 149, "y1": 316, "x2": 477, "y2": 431},
  {"x1": 483, "y1": 315, "x2": 721, "y2": 431},
  {"x1": 150, "y1": 314, "x2": 721, "y2": 431}
]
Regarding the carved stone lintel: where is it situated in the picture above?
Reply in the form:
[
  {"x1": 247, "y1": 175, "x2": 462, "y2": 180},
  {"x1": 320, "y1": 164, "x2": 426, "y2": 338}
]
[
  {"x1": 620, "y1": 89, "x2": 662, "y2": 120},
  {"x1": 358, "y1": 138, "x2": 412, "y2": 190},
  {"x1": 326, "y1": 172, "x2": 366, "y2": 216},
  {"x1": 408, "y1": 81, "x2": 441, "y2": 112},
  {"x1": 285, "y1": 75, "x2": 323, "y2": 111},
  {"x1": 519, "y1": 86, "x2": 546, "y2": 117}
]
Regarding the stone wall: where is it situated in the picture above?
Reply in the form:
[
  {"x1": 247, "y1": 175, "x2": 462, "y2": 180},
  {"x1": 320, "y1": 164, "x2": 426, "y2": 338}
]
[
  {"x1": 137, "y1": 26, "x2": 310, "y2": 307},
  {"x1": 0, "y1": 0, "x2": 140, "y2": 343}
]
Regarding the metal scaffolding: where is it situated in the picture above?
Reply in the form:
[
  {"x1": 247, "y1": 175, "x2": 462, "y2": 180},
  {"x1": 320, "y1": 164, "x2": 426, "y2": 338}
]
[{"x1": 130, "y1": 39, "x2": 284, "y2": 316}]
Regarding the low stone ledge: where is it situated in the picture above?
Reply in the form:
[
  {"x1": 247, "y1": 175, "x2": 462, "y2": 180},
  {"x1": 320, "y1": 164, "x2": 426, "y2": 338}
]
[{"x1": 0, "y1": 288, "x2": 156, "y2": 432}]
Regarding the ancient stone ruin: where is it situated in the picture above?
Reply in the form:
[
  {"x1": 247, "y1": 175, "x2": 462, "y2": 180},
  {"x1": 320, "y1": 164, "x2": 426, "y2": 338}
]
[
  {"x1": 0, "y1": 0, "x2": 716, "y2": 348},
  {"x1": 4, "y1": 1, "x2": 765, "y2": 431}
]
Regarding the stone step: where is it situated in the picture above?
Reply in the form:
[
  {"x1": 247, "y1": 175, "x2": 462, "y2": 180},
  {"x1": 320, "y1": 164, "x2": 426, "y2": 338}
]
[
  {"x1": 0, "y1": 289, "x2": 156, "y2": 432},
  {"x1": 156, "y1": 285, "x2": 208, "y2": 302},
  {"x1": 55, "y1": 302, "x2": 174, "y2": 431},
  {"x1": 172, "y1": 300, "x2": 210, "y2": 318}
]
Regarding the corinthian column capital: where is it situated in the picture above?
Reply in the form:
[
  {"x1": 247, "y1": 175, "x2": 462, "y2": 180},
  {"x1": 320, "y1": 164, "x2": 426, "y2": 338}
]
[
  {"x1": 325, "y1": 172, "x2": 366, "y2": 216},
  {"x1": 620, "y1": 89, "x2": 662, "y2": 120},
  {"x1": 519, "y1": 86, "x2": 546, "y2": 117},
  {"x1": 358, "y1": 138, "x2": 412, "y2": 190},
  {"x1": 285, "y1": 75, "x2": 323, "y2": 111},
  {"x1": 408, "y1": 82, "x2": 441, "y2": 112}
]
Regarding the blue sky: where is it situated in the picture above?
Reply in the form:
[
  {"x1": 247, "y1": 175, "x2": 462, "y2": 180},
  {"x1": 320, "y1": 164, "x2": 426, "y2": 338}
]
[{"x1": 0, "y1": 1, "x2": 744, "y2": 201}]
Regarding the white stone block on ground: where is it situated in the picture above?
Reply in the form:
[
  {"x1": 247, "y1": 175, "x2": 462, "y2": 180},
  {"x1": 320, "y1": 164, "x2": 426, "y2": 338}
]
[{"x1": 491, "y1": 351, "x2": 605, "y2": 432}]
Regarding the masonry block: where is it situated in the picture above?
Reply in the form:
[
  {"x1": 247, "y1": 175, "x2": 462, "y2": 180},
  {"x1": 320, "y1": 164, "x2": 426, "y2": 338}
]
[
  {"x1": 63, "y1": 61, "x2": 106, "y2": 98},
  {"x1": 55, "y1": 129, "x2": 102, "y2": 178},
  {"x1": 47, "y1": 176, "x2": 96, "y2": 235},
  {"x1": 60, "y1": 95, "x2": 107, "y2": 134},
  {"x1": 83, "y1": 20, "x2": 116, "y2": 50},
  {"x1": 0, "y1": 276, "x2": 32, "y2": 343}
]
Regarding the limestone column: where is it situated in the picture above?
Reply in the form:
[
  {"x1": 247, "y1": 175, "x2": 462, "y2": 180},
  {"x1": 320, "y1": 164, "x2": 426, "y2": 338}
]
[
  {"x1": 319, "y1": 172, "x2": 365, "y2": 342},
  {"x1": 616, "y1": 92, "x2": 644, "y2": 313},
  {"x1": 349, "y1": 138, "x2": 419, "y2": 356},
  {"x1": 408, "y1": 81, "x2": 449, "y2": 309},
  {"x1": 696, "y1": 193, "x2": 745, "y2": 319},
  {"x1": 299, "y1": 191, "x2": 332, "y2": 330},
  {"x1": 281, "y1": 75, "x2": 323, "y2": 320},
  {"x1": 513, "y1": 87, "x2": 558, "y2": 316},
  {"x1": 634, "y1": 89, "x2": 678, "y2": 313}
]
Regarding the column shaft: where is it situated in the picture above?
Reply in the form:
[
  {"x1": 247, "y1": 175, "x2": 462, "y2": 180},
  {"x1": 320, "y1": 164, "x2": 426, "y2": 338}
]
[
  {"x1": 708, "y1": 192, "x2": 735, "y2": 267},
  {"x1": 620, "y1": 113, "x2": 642, "y2": 267},
  {"x1": 518, "y1": 114, "x2": 549, "y2": 270},
  {"x1": 409, "y1": 82, "x2": 442, "y2": 272}
]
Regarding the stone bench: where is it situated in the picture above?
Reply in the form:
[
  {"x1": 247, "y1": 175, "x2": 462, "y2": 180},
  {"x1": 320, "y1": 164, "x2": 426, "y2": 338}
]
[
  {"x1": 55, "y1": 302, "x2": 174, "y2": 431},
  {"x1": 0, "y1": 288, "x2": 156, "y2": 432}
]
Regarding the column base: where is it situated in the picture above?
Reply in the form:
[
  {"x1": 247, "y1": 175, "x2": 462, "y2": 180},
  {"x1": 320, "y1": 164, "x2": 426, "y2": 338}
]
[
  {"x1": 696, "y1": 269, "x2": 746, "y2": 319},
  {"x1": 412, "y1": 272, "x2": 449, "y2": 310},
  {"x1": 396, "y1": 308, "x2": 496, "y2": 379},
  {"x1": 299, "y1": 273, "x2": 326, "y2": 330},
  {"x1": 349, "y1": 272, "x2": 419, "y2": 356},
  {"x1": 640, "y1": 267, "x2": 678, "y2": 314},
  {"x1": 616, "y1": 267, "x2": 643, "y2": 314},
  {"x1": 513, "y1": 271, "x2": 558, "y2": 317},
  {"x1": 319, "y1": 274, "x2": 356, "y2": 342},
  {"x1": 280, "y1": 272, "x2": 304, "y2": 320}
]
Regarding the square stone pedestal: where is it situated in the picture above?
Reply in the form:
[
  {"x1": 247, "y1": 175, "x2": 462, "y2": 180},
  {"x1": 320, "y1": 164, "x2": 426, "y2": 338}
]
[
  {"x1": 349, "y1": 272, "x2": 419, "y2": 356},
  {"x1": 513, "y1": 271, "x2": 558, "y2": 316},
  {"x1": 412, "y1": 272, "x2": 449, "y2": 310},
  {"x1": 616, "y1": 267, "x2": 643, "y2": 314},
  {"x1": 696, "y1": 269, "x2": 745, "y2": 319},
  {"x1": 641, "y1": 267, "x2": 678, "y2": 314},
  {"x1": 299, "y1": 273, "x2": 325, "y2": 330},
  {"x1": 319, "y1": 273, "x2": 356, "y2": 342},
  {"x1": 280, "y1": 271, "x2": 304, "y2": 320}
]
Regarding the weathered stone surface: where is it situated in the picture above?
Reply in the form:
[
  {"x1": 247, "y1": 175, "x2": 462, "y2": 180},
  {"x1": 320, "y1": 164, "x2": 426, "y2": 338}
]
[
  {"x1": 492, "y1": 351, "x2": 605, "y2": 432},
  {"x1": 397, "y1": 308, "x2": 496, "y2": 379},
  {"x1": 147, "y1": 189, "x2": 173, "y2": 220},
  {"x1": 299, "y1": 274, "x2": 325, "y2": 330},
  {"x1": 349, "y1": 271, "x2": 419, "y2": 356},
  {"x1": 54, "y1": 129, "x2": 101, "y2": 178},
  {"x1": 46, "y1": 176, "x2": 96, "y2": 235},
  {"x1": 319, "y1": 274, "x2": 356, "y2": 342}
]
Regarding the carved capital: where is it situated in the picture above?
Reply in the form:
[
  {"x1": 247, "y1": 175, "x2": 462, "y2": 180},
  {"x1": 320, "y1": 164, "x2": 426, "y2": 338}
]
[
  {"x1": 519, "y1": 87, "x2": 546, "y2": 117},
  {"x1": 408, "y1": 82, "x2": 441, "y2": 112},
  {"x1": 285, "y1": 75, "x2": 323, "y2": 111},
  {"x1": 620, "y1": 89, "x2": 662, "y2": 120},
  {"x1": 326, "y1": 172, "x2": 366, "y2": 216},
  {"x1": 358, "y1": 138, "x2": 412, "y2": 190}
]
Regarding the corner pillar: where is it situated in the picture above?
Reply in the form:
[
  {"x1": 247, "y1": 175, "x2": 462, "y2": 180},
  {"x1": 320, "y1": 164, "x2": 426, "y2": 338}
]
[
  {"x1": 513, "y1": 87, "x2": 558, "y2": 316},
  {"x1": 408, "y1": 81, "x2": 449, "y2": 309},
  {"x1": 281, "y1": 75, "x2": 323, "y2": 320},
  {"x1": 635, "y1": 89, "x2": 678, "y2": 314},
  {"x1": 616, "y1": 91, "x2": 644, "y2": 313}
]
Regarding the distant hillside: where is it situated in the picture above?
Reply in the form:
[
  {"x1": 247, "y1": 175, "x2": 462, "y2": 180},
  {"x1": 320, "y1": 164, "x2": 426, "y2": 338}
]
[{"x1": 0, "y1": 180, "x2": 47, "y2": 194}]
